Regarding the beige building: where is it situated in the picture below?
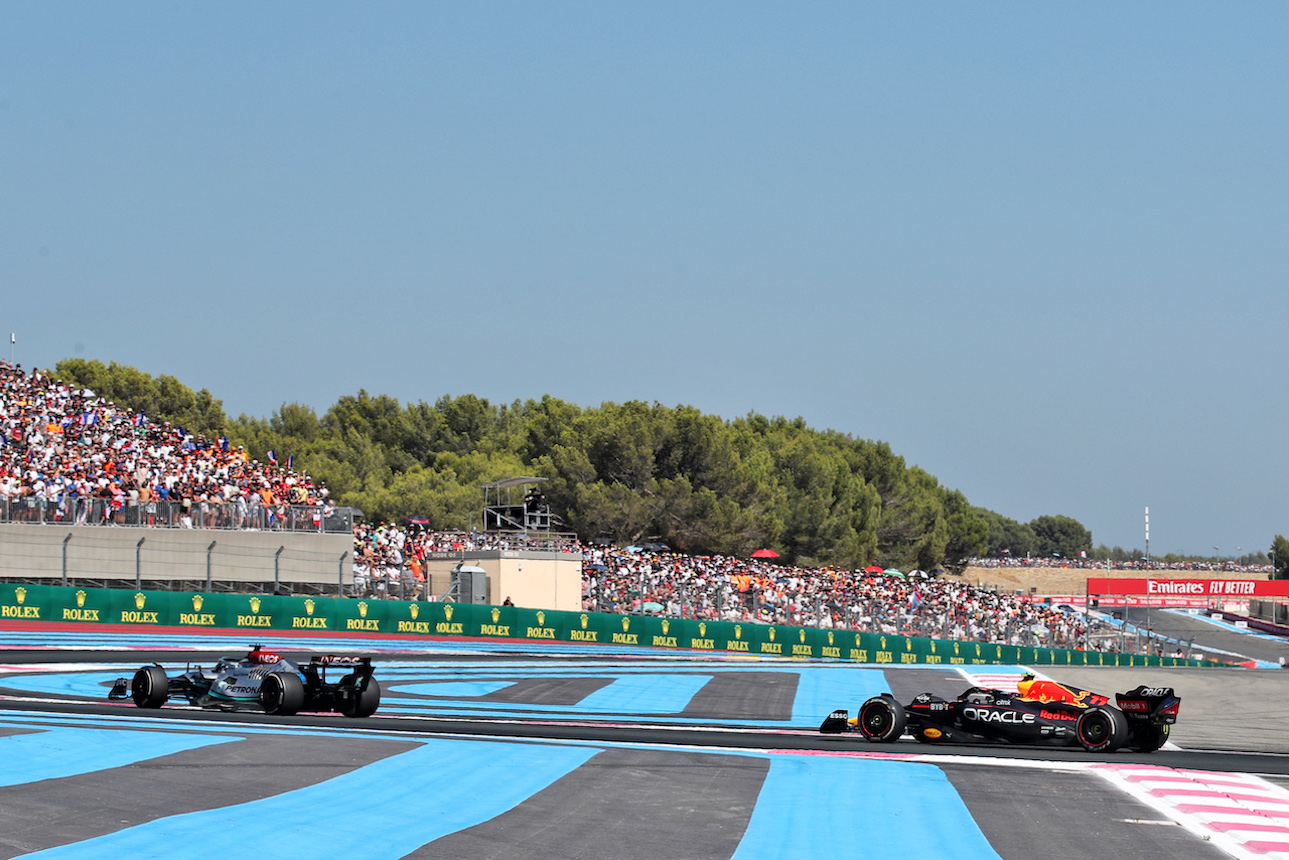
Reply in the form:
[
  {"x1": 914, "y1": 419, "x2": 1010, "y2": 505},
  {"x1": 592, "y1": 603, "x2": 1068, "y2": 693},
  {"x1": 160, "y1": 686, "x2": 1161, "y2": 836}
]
[{"x1": 420, "y1": 550, "x2": 582, "y2": 612}]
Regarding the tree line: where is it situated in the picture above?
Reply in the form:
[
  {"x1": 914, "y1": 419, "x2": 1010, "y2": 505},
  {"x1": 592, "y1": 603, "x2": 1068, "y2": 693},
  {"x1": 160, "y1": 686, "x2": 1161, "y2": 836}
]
[{"x1": 53, "y1": 359, "x2": 1283, "y2": 573}]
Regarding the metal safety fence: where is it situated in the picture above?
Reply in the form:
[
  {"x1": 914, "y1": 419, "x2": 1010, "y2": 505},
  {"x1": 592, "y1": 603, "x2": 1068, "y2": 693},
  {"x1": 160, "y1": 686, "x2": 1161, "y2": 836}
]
[{"x1": 0, "y1": 496, "x2": 353, "y2": 534}]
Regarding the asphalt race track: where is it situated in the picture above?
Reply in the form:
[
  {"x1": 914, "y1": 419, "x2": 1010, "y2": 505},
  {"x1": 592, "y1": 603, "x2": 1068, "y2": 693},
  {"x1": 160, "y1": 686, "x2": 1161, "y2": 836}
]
[{"x1": 2, "y1": 615, "x2": 1289, "y2": 860}]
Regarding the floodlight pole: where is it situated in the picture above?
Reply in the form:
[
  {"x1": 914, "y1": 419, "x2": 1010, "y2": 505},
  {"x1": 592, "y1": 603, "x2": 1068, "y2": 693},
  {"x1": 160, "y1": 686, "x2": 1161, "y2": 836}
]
[
  {"x1": 1144, "y1": 507, "x2": 1151, "y2": 652},
  {"x1": 1144, "y1": 506, "x2": 1150, "y2": 566}
]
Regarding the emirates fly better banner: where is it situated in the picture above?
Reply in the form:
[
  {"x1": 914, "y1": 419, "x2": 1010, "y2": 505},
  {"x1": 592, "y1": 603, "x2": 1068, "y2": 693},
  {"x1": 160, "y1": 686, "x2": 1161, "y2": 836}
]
[{"x1": 1086, "y1": 578, "x2": 1289, "y2": 598}]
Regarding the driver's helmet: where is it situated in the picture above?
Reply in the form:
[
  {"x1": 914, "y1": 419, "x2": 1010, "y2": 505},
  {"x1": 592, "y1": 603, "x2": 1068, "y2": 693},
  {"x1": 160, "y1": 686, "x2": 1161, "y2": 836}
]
[{"x1": 1017, "y1": 672, "x2": 1037, "y2": 697}]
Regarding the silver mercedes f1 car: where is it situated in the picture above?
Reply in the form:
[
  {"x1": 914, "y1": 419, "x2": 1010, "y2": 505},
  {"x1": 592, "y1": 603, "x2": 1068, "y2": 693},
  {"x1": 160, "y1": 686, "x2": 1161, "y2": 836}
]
[{"x1": 108, "y1": 645, "x2": 381, "y2": 717}]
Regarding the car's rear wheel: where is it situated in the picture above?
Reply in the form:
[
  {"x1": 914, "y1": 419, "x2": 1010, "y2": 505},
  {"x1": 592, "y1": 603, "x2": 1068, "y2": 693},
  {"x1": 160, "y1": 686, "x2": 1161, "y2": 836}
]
[
  {"x1": 1076, "y1": 706, "x2": 1128, "y2": 752},
  {"x1": 131, "y1": 666, "x2": 169, "y2": 709},
  {"x1": 857, "y1": 695, "x2": 906, "y2": 743},
  {"x1": 260, "y1": 672, "x2": 305, "y2": 716},
  {"x1": 1131, "y1": 723, "x2": 1169, "y2": 753},
  {"x1": 338, "y1": 673, "x2": 381, "y2": 718}
]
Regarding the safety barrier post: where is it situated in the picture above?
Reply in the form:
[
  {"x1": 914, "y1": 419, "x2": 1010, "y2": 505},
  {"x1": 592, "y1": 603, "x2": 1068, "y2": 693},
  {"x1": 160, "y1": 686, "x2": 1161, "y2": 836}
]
[
  {"x1": 61, "y1": 533, "x2": 71, "y2": 587},
  {"x1": 206, "y1": 540, "x2": 216, "y2": 590},
  {"x1": 135, "y1": 537, "x2": 144, "y2": 589}
]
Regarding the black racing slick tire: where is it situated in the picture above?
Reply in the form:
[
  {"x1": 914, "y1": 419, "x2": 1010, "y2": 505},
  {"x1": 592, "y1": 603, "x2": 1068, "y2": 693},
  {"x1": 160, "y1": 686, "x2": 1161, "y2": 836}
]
[
  {"x1": 857, "y1": 695, "x2": 907, "y2": 743},
  {"x1": 260, "y1": 672, "x2": 305, "y2": 716},
  {"x1": 131, "y1": 666, "x2": 169, "y2": 709},
  {"x1": 1131, "y1": 723, "x2": 1170, "y2": 753},
  {"x1": 1076, "y1": 706, "x2": 1129, "y2": 753},
  {"x1": 338, "y1": 673, "x2": 381, "y2": 718}
]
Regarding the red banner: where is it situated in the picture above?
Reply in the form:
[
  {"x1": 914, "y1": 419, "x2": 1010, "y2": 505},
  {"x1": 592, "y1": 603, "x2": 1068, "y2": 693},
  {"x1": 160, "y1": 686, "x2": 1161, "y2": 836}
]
[{"x1": 1086, "y1": 578, "x2": 1289, "y2": 598}]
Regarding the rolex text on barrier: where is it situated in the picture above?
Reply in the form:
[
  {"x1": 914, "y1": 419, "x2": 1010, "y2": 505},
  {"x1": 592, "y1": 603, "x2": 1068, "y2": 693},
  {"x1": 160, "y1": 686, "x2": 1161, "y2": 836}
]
[{"x1": 0, "y1": 583, "x2": 1219, "y2": 668}]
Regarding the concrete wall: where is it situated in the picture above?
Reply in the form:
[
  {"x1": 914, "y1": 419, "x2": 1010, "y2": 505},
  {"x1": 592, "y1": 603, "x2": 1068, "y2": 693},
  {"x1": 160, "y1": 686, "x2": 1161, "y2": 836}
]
[
  {"x1": 0, "y1": 523, "x2": 352, "y2": 588},
  {"x1": 0, "y1": 526, "x2": 583, "y2": 609}
]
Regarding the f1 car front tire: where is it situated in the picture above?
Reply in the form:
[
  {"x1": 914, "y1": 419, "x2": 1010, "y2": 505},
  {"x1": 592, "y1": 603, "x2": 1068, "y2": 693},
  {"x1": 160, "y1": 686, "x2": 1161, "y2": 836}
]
[
  {"x1": 131, "y1": 666, "x2": 169, "y2": 709},
  {"x1": 1076, "y1": 706, "x2": 1128, "y2": 753},
  {"x1": 260, "y1": 672, "x2": 305, "y2": 716},
  {"x1": 338, "y1": 673, "x2": 381, "y2": 718},
  {"x1": 857, "y1": 695, "x2": 907, "y2": 743}
]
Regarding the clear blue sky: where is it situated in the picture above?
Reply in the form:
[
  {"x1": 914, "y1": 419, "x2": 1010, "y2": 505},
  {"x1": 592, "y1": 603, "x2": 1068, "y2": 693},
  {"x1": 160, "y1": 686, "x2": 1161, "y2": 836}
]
[{"x1": 3, "y1": 3, "x2": 1285, "y2": 557}]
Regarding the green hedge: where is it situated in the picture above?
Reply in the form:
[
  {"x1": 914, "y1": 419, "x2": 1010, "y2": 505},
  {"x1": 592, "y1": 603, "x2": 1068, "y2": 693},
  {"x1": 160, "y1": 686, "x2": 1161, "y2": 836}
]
[{"x1": 0, "y1": 583, "x2": 1218, "y2": 668}]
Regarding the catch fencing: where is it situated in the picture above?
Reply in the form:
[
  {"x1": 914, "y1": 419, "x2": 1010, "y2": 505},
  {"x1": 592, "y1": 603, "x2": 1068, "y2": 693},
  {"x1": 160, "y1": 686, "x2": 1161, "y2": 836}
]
[{"x1": 0, "y1": 496, "x2": 354, "y2": 534}]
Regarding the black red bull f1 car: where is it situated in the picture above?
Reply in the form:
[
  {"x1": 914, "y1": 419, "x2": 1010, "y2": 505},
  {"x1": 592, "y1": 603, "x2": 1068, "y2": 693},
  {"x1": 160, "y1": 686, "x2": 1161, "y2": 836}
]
[
  {"x1": 820, "y1": 676, "x2": 1179, "y2": 753},
  {"x1": 108, "y1": 645, "x2": 381, "y2": 717}
]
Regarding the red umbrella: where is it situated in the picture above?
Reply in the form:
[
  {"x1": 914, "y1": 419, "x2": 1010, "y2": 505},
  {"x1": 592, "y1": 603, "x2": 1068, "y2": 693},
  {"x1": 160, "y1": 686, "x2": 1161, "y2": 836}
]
[
  {"x1": 751, "y1": 548, "x2": 779, "y2": 559},
  {"x1": 863, "y1": 565, "x2": 884, "y2": 573}
]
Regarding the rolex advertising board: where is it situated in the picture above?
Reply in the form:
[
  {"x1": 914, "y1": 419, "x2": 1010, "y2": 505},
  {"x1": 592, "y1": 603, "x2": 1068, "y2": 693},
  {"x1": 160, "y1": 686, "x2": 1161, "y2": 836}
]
[{"x1": 0, "y1": 584, "x2": 1217, "y2": 668}]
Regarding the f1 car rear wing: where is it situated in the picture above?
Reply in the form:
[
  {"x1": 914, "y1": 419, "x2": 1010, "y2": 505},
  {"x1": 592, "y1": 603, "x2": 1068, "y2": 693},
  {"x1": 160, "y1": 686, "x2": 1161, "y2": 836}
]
[
  {"x1": 1115, "y1": 685, "x2": 1180, "y2": 724},
  {"x1": 301, "y1": 655, "x2": 375, "y2": 684},
  {"x1": 310, "y1": 655, "x2": 372, "y2": 669}
]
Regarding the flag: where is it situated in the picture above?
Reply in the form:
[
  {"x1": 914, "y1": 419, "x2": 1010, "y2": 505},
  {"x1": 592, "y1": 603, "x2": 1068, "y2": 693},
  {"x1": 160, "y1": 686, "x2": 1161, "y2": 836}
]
[
  {"x1": 132, "y1": 413, "x2": 146, "y2": 426},
  {"x1": 80, "y1": 412, "x2": 97, "y2": 426},
  {"x1": 286, "y1": 455, "x2": 294, "y2": 470},
  {"x1": 908, "y1": 587, "x2": 923, "y2": 610},
  {"x1": 219, "y1": 436, "x2": 229, "y2": 452},
  {"x1": 267, "y1": 449, "x2": 277, "y2": 464}
]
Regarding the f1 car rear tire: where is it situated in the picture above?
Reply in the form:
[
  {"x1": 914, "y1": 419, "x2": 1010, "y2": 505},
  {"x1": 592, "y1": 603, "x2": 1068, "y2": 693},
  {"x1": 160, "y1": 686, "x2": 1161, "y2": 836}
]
[
  {"x1": 260, "y1": 672, "x2": 305, "y2": 716},
  {"x1": 338, "y1": 673, "x2": 381, "y2": 718},
  {"x1": 131, "y1": 666, "x2": 169, "y2": 709},
  {"x1": 1131, "y1": 723, "x2": 1169, "y2": 753},
  {"x1": 857, "y1": 695, "x2": 907, "y2": 743},
  {"x1": 1076, "y1": 706, "x2": 1129, "y2": 752}
]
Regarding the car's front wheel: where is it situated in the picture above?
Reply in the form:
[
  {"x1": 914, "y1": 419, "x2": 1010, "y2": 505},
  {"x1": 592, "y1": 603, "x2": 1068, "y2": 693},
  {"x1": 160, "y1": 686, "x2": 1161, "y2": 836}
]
[
  {"x1": 857, "y1": 695, "x2": 907, "y2": 743},
  {"x1": 260, "y1": 672, "x2": 305, "y2": 716},
  {"x1": 131, "y1": 666, "x2": 169, "y2": 709}
]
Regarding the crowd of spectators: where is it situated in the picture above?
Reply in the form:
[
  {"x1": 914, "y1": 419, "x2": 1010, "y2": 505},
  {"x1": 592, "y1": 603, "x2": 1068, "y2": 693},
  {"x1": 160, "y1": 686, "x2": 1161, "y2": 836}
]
[
  {"x1": 345, "y1": 521, "x2": 1109, "y2": 651},
  {"x1": 969, "y1": 555, "x2": 1274, "y2": 575},
  {"x1": 0, "y1": 361, "x2": 338, "y2": 532},
  {"x1": 580, "y1": 545, "x2": 1118, "y2": 650}
]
